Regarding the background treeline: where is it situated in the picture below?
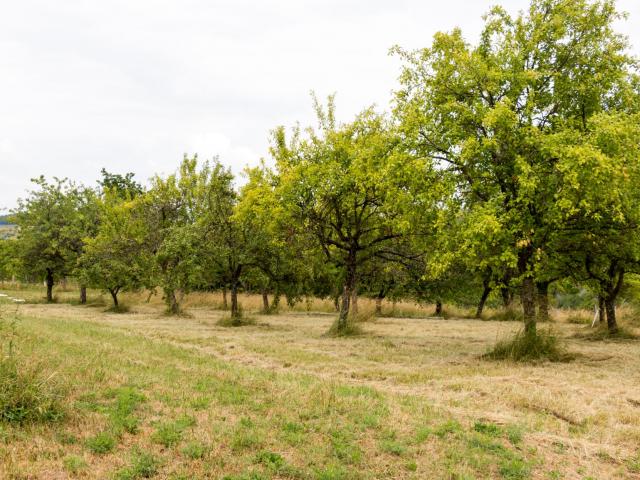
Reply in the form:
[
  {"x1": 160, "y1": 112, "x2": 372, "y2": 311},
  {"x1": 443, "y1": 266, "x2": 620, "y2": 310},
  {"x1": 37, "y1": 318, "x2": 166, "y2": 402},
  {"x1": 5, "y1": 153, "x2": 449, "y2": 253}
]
[{"x1": 1, "y1": 0, "x2": 640, "y2": 341}]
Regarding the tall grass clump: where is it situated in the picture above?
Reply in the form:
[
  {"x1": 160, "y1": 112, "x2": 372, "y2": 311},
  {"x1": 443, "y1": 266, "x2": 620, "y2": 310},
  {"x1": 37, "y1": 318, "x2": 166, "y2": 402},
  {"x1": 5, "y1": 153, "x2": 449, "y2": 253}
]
[
  {"x1": 325, "y1": 319, "x2": 364, "y2": 337},
  {"x1": 216, "y1": 309, "x2": 256, "y2": 327},
  {"x1": 0, "y1": 309, "x2": 64, "y2": 423},
  {"x1": 484, "y1": 329, "x2": 570, "y2": 362}
]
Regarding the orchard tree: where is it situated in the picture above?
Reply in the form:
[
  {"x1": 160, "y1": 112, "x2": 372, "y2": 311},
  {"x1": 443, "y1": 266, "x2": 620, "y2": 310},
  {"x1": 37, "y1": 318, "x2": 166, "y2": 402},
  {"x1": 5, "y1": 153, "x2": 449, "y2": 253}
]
[
  {"x1": 79, "y1": 192, "x2": 150, "y2": 308},
  {"x1": 394, "y1": 0, "x2": 639, "y2": 335},
  {"x1": 142, "y1": 157, "x2": 203, "y2": 314},
  {"x1": 547, "y1": 112, "x2": 640, "y2": 332},
  {"x1": 271, "y1": 99, "x2": 442, "y2": 334},
  {"x1": 195, "y1": 161, "x2": 276, "y2": 321},
  {"x1": 14, "y1": 177, "x2": 81, "y2": 301}
]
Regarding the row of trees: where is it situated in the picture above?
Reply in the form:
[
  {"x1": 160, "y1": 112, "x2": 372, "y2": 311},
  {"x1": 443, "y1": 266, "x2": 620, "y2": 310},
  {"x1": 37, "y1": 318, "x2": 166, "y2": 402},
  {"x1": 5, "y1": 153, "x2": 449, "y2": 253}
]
[{"x1": 1, "y1": 0, "x2": 639, "y2": 337}]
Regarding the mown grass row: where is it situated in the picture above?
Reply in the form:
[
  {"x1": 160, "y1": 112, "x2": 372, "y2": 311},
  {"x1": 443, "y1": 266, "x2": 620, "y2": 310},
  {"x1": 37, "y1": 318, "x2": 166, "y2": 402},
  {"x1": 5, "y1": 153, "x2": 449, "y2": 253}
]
[{"x1": 0, "y1": 310, "x2": 536, "y2": 479}]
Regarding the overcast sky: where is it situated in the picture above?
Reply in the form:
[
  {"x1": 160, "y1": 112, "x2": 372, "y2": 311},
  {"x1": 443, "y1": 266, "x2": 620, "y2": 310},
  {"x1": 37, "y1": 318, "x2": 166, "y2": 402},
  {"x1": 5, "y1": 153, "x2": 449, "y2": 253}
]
[{"x1": 1, "y1": 0, "x2": 639, "y2": 212}]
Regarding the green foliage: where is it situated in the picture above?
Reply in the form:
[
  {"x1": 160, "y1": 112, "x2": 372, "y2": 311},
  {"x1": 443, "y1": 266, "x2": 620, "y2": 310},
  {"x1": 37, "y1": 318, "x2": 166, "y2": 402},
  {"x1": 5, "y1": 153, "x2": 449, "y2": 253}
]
[
  {"x1": 394, "y1": 0, "x2": 640, "y2": 330},
  {"x1": 79, "y1": 191, "x2": 151, "y2": 308}
]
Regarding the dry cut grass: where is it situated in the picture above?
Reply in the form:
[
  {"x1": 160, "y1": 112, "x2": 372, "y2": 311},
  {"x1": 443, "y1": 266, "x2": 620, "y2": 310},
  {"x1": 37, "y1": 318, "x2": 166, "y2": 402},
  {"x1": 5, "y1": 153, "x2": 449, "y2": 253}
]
[{"x1": 0, "y1": 285, "x2": 639, "y2": 479}]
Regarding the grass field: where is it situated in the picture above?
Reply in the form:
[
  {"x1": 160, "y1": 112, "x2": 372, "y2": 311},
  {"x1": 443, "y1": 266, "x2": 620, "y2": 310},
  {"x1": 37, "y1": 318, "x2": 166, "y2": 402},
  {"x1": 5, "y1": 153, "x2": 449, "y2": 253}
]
[{"x1": 1, "y1": 286, "x2": 640, "y2": 479}]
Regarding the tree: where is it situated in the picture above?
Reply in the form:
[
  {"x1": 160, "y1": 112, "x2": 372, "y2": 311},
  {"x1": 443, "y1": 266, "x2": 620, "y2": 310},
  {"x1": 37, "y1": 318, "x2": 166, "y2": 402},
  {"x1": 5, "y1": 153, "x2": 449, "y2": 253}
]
[
  {"x1": 78, "y1": 192, "x2": 150, "y2": 308},
  {"x1": 98, "y1": 168, "x2": 144, "y2": 198},
  {"x1": 195, "y1": 161, "x2": 274, "y2": 321},
  {"x1": 142, "y1": 157, "x2": 203, "y2": 314},
  {"x1": 271, "y1": 99, "x2": 441, "y2": 333},
  {"x1": 13, "y1": 177, "x2": 81, "y2": 302},
  {"x1": 394, "y1": 0, "x2": 638, "y2": 336},
  {"x1": 547, "y1": 112, "x2": 640, "y2": 332}
]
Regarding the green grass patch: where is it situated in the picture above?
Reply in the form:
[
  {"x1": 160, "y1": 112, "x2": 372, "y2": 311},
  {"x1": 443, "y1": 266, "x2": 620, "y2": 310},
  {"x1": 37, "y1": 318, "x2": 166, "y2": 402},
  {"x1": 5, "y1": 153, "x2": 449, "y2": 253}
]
[
  {"x1": 113, "y1": 448, "x2": 161, "y2": 479},
  {"x1": 86, "y1": 431, "x2": 117, "y2": 454}
]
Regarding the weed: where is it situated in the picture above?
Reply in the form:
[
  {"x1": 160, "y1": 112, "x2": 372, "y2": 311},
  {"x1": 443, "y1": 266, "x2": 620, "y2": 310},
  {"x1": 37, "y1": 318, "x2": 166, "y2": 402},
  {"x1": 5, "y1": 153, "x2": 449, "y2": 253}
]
[
  {"x1": 86, "y1": 431, "x2": 116, "y2": 454},
  {"x1": 181, "y1": 441, "x2": 208, "y2": 460},
  {"x1": 473, "y1": 421, "x2": 502, "y2": 437},
  {"x1": 113, "y1": 448, "x2": 160, "y2": 479},
  {"x1": 152, "y1": 422, "x2": 184, "y2": 448},
  {"x1": 63, "y1": 455, "x2": 87, "y2": 474}
]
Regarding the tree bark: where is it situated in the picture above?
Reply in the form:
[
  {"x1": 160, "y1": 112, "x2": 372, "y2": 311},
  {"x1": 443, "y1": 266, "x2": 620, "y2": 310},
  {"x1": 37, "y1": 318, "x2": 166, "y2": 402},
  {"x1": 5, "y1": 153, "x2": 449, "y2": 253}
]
[
  {"x1": 230, "y1": 267, "x2": 242, "y2": 320},
  {"x1": 501, "y1": 288, "x2": 512, "y2": 308},
  {"x1": 604, "y1": 298, "x2": 617, "y2": 333},
  {"x1": 262, "y1": 290, "x2": 269, "y2": 313},
  {"x1": 109, "y1": 288, "x2": 119, "y2": 307},
  {"x1": 80, "y1": 285, "x2": 87, "y2": 305},
  {"x1": 222, "y1": 288, "x2": 228, "y2": 310},
  {"x1": 598, "y1": 296, "x2": 605, "y2": 323},
  {"x1": 375, "y1": 296, "x2": 383, "y2": 315},
  {"x1": 521, "y1": 277, "x2": 537, "y2": 335},
  {"x1": 351, "y1": 285, "x2": 359, "y2": 315},
  {"x1": 45, "y1": 269, "x2": 54, "y2": 302},
  {"x1": 165, "y1": 288, "x2": 180, "y2": 315},
  {"x1": 333, "y1": 295, "x2": 340, "y2": 312},
  {"x1": 536, "y1": 281, "x2": 550, "y2": 322},
  {"x1": 435, "y1": 300, "x2": 443, "y2": 316},
  {"x1": 336, "y1": 258, "x2": 356, "y2": 331},
  {"x1": 475, "y1": 284, "x2": 491, "y2": 318}
]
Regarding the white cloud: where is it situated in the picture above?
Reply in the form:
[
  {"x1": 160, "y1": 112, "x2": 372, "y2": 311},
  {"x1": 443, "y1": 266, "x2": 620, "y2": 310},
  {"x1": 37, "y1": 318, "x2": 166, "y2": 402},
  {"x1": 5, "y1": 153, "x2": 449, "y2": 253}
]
[{"x1": 0, "y1": 0, "x2": 638, "y2": 211}]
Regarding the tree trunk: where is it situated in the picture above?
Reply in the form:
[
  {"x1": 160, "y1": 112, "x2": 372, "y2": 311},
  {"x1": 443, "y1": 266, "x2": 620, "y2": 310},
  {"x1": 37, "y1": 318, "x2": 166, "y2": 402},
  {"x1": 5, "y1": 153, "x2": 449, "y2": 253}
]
[
  {"x1": 536, "y1": 281, "x2": 550, "y2": 322},
  {"x1": 336, "y1": 260, "x2": 356, "y2": 331},
  {"x1": 375, "y1": 296, "x2": 383, "y2": 315},
  {"x1": 435, "y1": 300, "x2": 443, "y2": 316},
  {"x1": 521, "y1": 277, "x2": 536, "y2": 335},
  {"x1": 45, "y1": 269, "x2": 54, "y2": 302},
  {"x1": 222, "y1": 288, "x2": 228, "y2": 310},
  {"x1": 230, "y1": 274, "x2": 240, "y2": 320},
  {"x1": 351, "y1": 285, "x2": 359, "y2": 315},
  {"x1": 475, "y1": 284, "x2": 491, "y2": 318},
  {"x1": 605, "y1": 298, "x2": 617, "y2": 334},
  {"x1": 262, "y1": 290, "x2": 269, "y2": 313},
  {"x1": 333, "y1": 295, "x2": 340, "y2": 312},
  {"x1": 80, "y1": 286, "x2": 87, "y2": 305},
  {"x1": 109, "y1": 289, "x2": 119, "y2": 307},
  {"x1": 598, "y1": 296, "x2": 605, "y2": 323},
  {"x1": 501, "y1": 288, "x2": 512, "y2": 308},
  {"x1": 165, "y1": 288, "x2": 180, "y2": 315}
]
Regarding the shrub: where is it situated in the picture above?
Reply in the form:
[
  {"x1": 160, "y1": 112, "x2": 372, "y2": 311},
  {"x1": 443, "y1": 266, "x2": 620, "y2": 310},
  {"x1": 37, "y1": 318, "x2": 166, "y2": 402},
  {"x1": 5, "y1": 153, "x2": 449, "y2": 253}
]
[{"x1": 484, "y1": 329, "x2": 571, "y2": 362}]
